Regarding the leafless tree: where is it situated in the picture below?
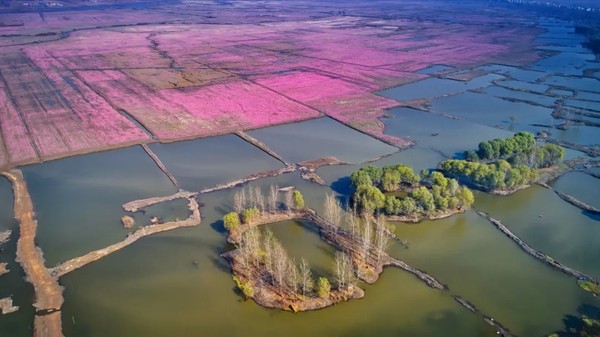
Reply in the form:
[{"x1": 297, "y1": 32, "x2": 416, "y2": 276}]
[
  {"x1": 233, "y1": 190, "x2": 245, "y2": 214},
  {"x1": 361, "y1": 216, "x2": 372, "y2": 263},
  {"x1": 299, "y1": 257, "x2": 313, "y2": 297},
  {"x1": 374, "y1": 216, "x2": 390, "y2": 264},
  {"x1": 287, "y1": 259, "x2": 299, "y2": 294},
  {"x1": 345, "y1": 206, "x2": 358, "y2": 242},
  {"x1": 272, "y1": 240, "x2": 289, "y2": 293},
  {"x1": 334, "y1": 251, "x2": 355, "y2": 289},
  {"x1": 262, "y1": 229, "x2": 275, "y2": 273},
  {"x1": 254, "y1": 186, "x2": 265, "y2": 213},
  {"x1": 245, "y1": 185, "x2": 255, "y2": 209},
  {"x1": 269, "y1": 185, "x2": 279, "y2": 212},
  {"x1": 324, "y1": 193, "x2": 342, "y2": 234},
  {"x1": 284, "y1": 190, "x2": 293, "y2": 211}
]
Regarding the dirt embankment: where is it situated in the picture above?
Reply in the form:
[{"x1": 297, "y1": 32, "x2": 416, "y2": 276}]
[
  {"x1": 1, "y1": 170, "x2": 64, "y2": 337},
  {"x1": 236, "y1": 131, "x2": 290, "y2": 165},
  {"x1": 384, "y1": 208, "x2": 466, "y2": 223},
  {"x1": 476, "y1": 210, "x2": 598, "y2": 283},
  {"x1": 123, "y1": 190, "x2": 197, "y2": 212},
  {"x1": 297, "y1": 157, "x2": 345, "y2": 185},
  {"x1": 200, "y1": 165, "x2": 296, "y2": 193},
  {"x1": 141, "y1": 144, "x2": 179, "y2": 188},
  {"x1": 50, "y1": 196, "x2": 201, "y2": 278}
]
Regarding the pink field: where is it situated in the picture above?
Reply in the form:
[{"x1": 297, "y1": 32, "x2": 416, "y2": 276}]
[{"x1": 0, "y1": 1, "x2": 543, "y2": 167}]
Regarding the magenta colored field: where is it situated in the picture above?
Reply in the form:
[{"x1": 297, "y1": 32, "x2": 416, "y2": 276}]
[{"x1": 0, "y1": 1, "x2": 542, "y2": 167}]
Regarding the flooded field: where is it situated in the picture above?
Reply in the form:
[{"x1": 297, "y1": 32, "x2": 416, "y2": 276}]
[
  {"x1": 246, "y1": 118, "x2": 397, "y2": 164},
  {"x1": 149, "y1": 135, "x2": 283, "y2": 191},
  {"x1": 20, "y1": 146, "x2": 179, "y2": 266}
]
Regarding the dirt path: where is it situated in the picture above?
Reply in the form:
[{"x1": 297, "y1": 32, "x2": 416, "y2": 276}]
[
  {"x1": 1, "y1": 170, "x2": 64, "y2": 337},
  {"x1": 50, "y1": 197, "x2": 200, "y2": 278},
  {"x1": 141, "y1": 144, "x2": 179, "y2": 189}
]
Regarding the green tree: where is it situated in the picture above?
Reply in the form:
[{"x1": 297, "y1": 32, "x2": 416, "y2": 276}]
[
  {"x1": 316, "y1": 277, "x2": 331, "y2": 299},
  {"x1": 354, "y1": 184, "x2": 385, "y2": 212},
  {"x1": 465, "y1": 150, "x2": 479, "y2": 161},
  {"x1": 457, "y1": 187, "x2": 475, "y2": 208},
  {"x1": 223, "y1": 212, "x2": 240, "y2": 231},
  {"x1": 350, "y1": 170, "x2": 373, "y2": 188},
  {"x1": 242, "y1": 207, "x2": 260, "y2": 224},
  {"x1": 292, "y1": 190, "x2": 305, "y2": 209},
  {"x1": 381, "y1": 170, "x2": 401, "y2": 192},
  {"x1": 410, "y1": 186, "x2": 435, "y2": 213}
]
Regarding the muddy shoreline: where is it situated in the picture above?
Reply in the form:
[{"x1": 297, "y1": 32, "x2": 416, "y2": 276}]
[{"x1": 1, "y1": 170, "x2": 64, "y2": 337}]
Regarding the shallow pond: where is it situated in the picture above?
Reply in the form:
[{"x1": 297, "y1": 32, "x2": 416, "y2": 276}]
[
  {"x1": 246, "y1": 117, "x2": 397, "y2": 164},
  {"x1": 474, "y1": 185, "x2": 600, "y2": 279},
  {"x1": 150, "y1": 134, "x2": 283, "y2": 191},
  {"x1": 551, "y1": 171, "x2": 600, "y2": 210},
  {"x1": 392, "y1": 210, "x2": 597, "y2": 337},
  {"x1": 378, "y1": 74, "x2": 503, "y2": 101},
  {"x1": 479, "y1": 85, "x2": 557, "y2": 107},
  {"x1": 428, "y1": 91, "x2": 553, "y2": 131},
  {"x1": 382, "y1": 107, "x2": 512, "y2": 158},
  {"x1": 21, "y1": 146, "x2": 179, "y2": 266}
]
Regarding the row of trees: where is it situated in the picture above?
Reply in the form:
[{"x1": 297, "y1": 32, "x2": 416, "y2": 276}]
[
  {"x1": 465, "y1": 132, "x2": 564, "y2": 169},
  {"x1": 349, "y1": 164, "x2": 474, "y2": 216},
  {"x1": 236, "y1": 227, "x2": 318, "y2": 297},
  {"x1": 224, "y1": 185, "x2": 305, "y2": 231},
  {"x1": 235, "y1": 226, "x2": 359, "y2": 300},
  {"x1": 439, "y1": 159, "x2": 538, "y2": 191},
  {"x1": 384, "y1": 172, "x2": 474, "y2": 216},
  {"x1": 322, "y1": 193, "x2": 391, "y2": 271}
]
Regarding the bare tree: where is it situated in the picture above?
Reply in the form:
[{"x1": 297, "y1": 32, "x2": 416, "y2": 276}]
[
  {"x1": 262, "y1": 228, "x2": 275, "y2": 273},
  {"x1": 269, "y1": 185, "x2": 279, "y2": 212},
  {"x1": 284, "y1": 190, "x2": 293, "y2": 211},
  {"x1": 324, "y1": 193, "x2": 342, "y2": 234},
  {"x1": 238, "y1": 227, "x2": 261, "y2": 267},
  {"x1": 361, "y1": 216, "x2": 372, "y2": 263},
  {"x1": 345, "y1": 206, "x2": 358, "y2": 242},
  {"x1": 287, "y1": 259, "x2": 299, "y2": 294},
  {"x1": 299, "y1": 257, "x2": 313, "y2": 297},
  {"x1": 272, "y1": 240, "x2": 289, "y2": 293},
  {"x1": 233, "y1": 190, "x2": 245, "y2": 214},
  {"x1": 254, "y1": 186, "x2": 265, "y2": 213},
  {"x1": 374, "y1": 216, "x2": 390, "y2": 263},
  {"x1": 246, "y1": 185, "x2": 255, "y2": 209},
  {"x1": 334, "y1": 251, "x2": 355, "y2": 289}
]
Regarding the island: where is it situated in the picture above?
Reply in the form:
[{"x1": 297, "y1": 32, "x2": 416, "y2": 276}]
[{"x1": 439, "y1": 132, "x2": 565, "y2": 195}]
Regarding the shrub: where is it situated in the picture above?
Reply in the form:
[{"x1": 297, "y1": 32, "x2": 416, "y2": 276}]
[
  {"x1": 233, "y1": 276, "x2": 255, "y2": 299},
  {"x1": 292, "y1": 190, "x2": 305, "y2": 209},
  {"x1": 316, "y1": 277, "x2": 331, "y2": 299},
  {"x1": 223, "y1": 212, "x2": 240, "y2": 231},
  {"x1": 242, "y1": 207, "x2": 261, "y2": 224}
]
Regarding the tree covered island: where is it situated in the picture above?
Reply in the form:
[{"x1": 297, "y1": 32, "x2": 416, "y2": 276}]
[
  {"x1": 439, "y1": 132, "x2": 565, "y2": 195},
  {"x1": 350, "y1": 164, "x2": 475, "y2": 222},
  {"x1": 220, "y1": 185, "x2": 446, "y2": 312}
]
